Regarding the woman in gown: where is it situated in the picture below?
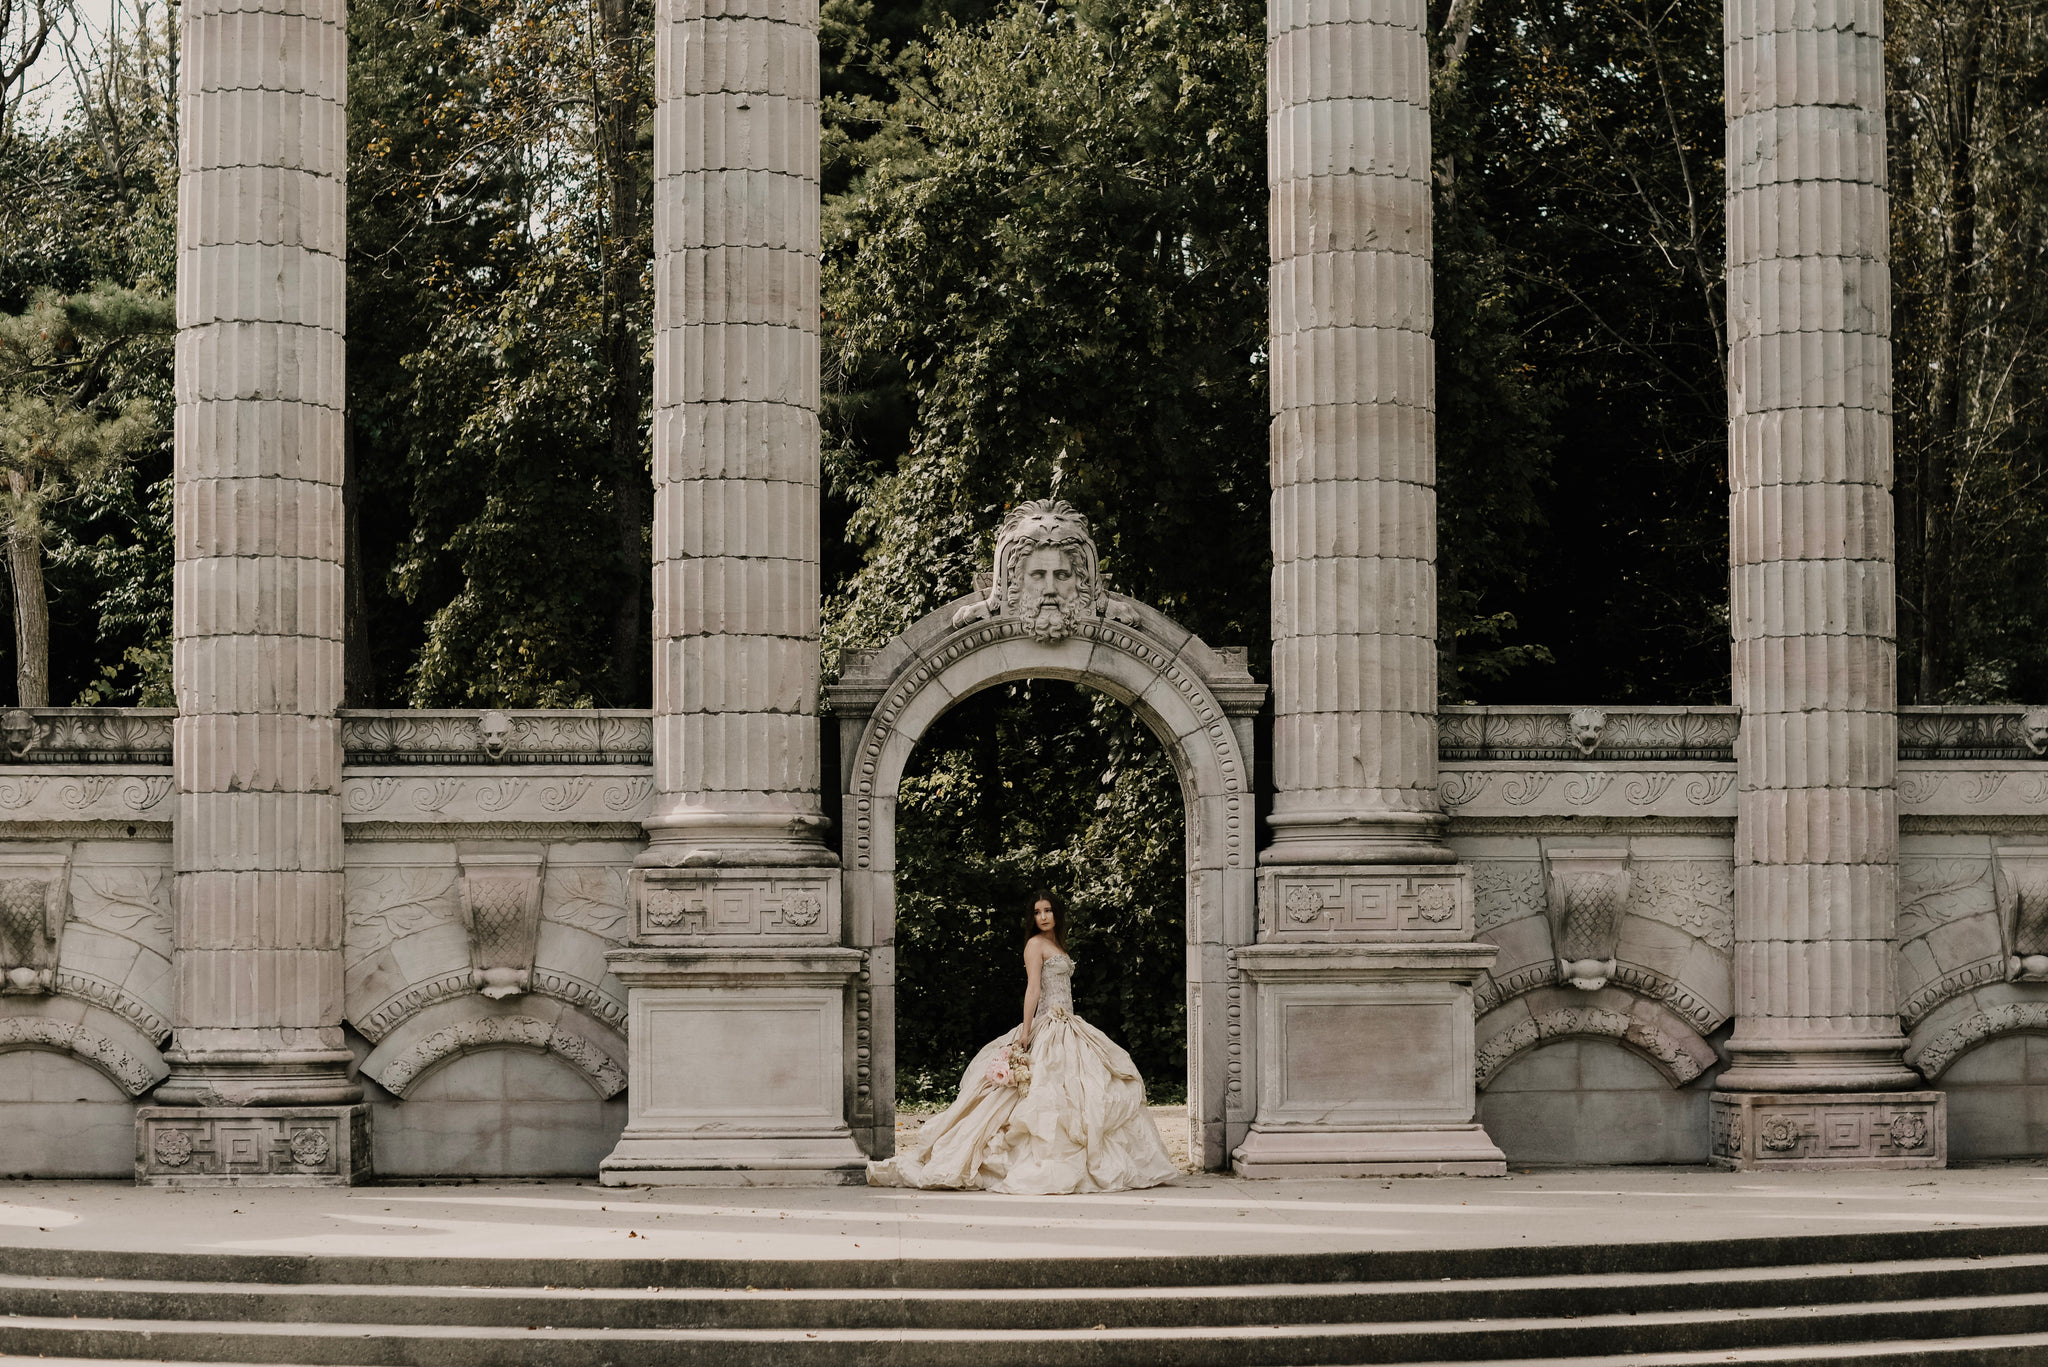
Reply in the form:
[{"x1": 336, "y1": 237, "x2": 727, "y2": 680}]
[{"x1": 867, "y1": 892, "x2": 1181, "y2": 1194}]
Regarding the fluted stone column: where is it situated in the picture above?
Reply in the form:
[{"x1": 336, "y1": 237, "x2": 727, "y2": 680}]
[
  {"x1": 1712, "y1": 0, "x2": 1943, "y2": 1168},
  {"x1": 602, "y1": 0, "x2": 862, "y2": 1185},
  {"x1": 139, "y1": 0, "x2": 367, "y2": 1184},
  {"x1": 1236, "y1": 0, "x2": 1502, "y2": 1178}
]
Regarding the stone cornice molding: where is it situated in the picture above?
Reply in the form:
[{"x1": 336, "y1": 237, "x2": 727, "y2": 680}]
[
  {"x1": 1440, "y1": 706, "x2": 1740, "y2": 763},
  {"x1": 1907, "y1": 1001, "x2": 2048, "y2": 1081},
  {"x1": 340, "y1": 711, "x2": 653, "y2": 766}
]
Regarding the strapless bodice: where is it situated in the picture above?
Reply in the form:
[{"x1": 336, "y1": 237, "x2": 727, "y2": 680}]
[{"x1": 1036, "y1": 952, "x2": 1075, "y2": 1019}]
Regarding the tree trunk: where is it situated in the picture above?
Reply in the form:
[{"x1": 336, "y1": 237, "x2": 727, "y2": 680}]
[{"x1": 6, "y1": 521, "x2": 49, "y2": 708}]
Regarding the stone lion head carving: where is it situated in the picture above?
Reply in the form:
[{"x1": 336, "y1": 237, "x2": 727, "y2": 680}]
[
  {"x1": 2025, "y1": 708, "x2": 2048, "y2": 757},
  {"x1": 1568, "y1": 707, "x2": 1607, "y2": 757},
  {"x1": 1, "y1": 709, "x2": 37, "y2": 760},
  {"x1": 478, "y1": 710, "x2": 515, "y2": 760}
]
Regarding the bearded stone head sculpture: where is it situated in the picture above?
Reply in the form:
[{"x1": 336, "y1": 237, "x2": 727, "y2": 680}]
[{"x1": 953, "y1": 498, "x2": 1138, "y2": 637}]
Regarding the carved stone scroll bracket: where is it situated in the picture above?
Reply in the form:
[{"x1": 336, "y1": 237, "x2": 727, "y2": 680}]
[
  {"x1": 1542, "y1": 846, "x2": 1631, "y2": 990},
  {"x1": 456, "y1": 847, "x2": 546, "y2": 1000},
  {"x1": 0, "y1": 844, "x2": 73, "y2": 996},
  {"x1": 1993, "y1": 847, "x2": 2048, "y2": 981}
]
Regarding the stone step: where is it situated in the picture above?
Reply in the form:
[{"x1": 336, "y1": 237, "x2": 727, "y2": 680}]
[
  {"x1": 8, "y1": 1292, "x2": 2048, "y2": 1366},
  {"x1": 1424, "y1": 1333, "x2": 2048, "y2": 1366},
  {"x1": 8, "y1": 1253, "x2": 2048, "y2": 1331}
]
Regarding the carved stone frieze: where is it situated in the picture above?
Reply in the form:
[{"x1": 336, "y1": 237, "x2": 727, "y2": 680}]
[
  {"x1": 1909, "y1": 1000, "x2": 2048, "y2": 1079},
  {"x1": 634, "y1": 869, "x2": 842, "y2": 945},
  {"x1": 0, "y1": 770, "x2": 172, "y2": 823},
  {"x1": 1541, "y1": 848, "x2": 1631, "y2": 990},
  {"x1": 1994, "y1": 848, "x2": 2048, "y2": 982},
  {"x1": 1256, "y1": 867, "x2": 1471, "y2": 941},
  {"x1": 1899, "y1": 707, "x2": 2048, "y2": 761},
  {"x1": 0, "y1": 707, "x2": 174, "y2": 764},
  {"x1": 1474, "y1": 1002, "x2": 1715, "y2": 1090},
  {"x1": 0, "y1": 846, "x2": 71, "y2": 995},
  {"x1": 457, "y1": 848, "x2": 546, "y2": 999},
  {"x1": 136, "y1": 1105, "x2": 371, "y2": 1185},
  {"x1": 948, "y1": 499, "x2": 1140, "y2": 639},
  {"x1": 1472, "y1": 861, "x2": 1545, "y2": 934},
  {"x1": 1439, "y1": 765, "x2": 1737, "y2": 819},
  {"x1": 1439, "y1": 706, "x2": 1739, "y2": 763},
  {"x1": 340, "y1": 771, "x2": 655, "y2": 824},
  {"x1": 340, "y1": 710, "x2": 652, "y2": 766}
]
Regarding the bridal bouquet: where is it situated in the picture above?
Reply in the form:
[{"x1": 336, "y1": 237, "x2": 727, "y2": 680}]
[{"x1": 986, "y1": 1043, "x2": 1032, "y2": 1093}]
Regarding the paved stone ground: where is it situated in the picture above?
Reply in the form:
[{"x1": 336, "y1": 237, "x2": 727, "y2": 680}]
[{"x1": 5, "y1": 1166, "x2": 2048, "y2": 1263}]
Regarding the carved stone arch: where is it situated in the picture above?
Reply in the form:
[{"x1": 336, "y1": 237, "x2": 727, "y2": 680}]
[
  {"x1": 1475, "y1": 986, "x2": 1720, "y2": 1090},
  {"x1": 0, "y1": 1005, "x2": 168, "y2": 1097},
  {"x1": 360, "y1": 999, "x2": 627, "y2": 1100},
  {"x1": 828, "y1": 591, "x2": 1266, "y2": 1169},
  {"x1": 1908, "y1": 1002, "x2": 2048, "y2": 1081}
]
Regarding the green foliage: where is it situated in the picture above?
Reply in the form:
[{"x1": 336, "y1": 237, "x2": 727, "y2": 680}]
[{"x1": 348, "y1": 0, "x2": 653, "y2": 707}]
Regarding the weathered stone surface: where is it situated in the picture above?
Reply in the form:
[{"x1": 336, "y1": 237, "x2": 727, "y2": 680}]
[
  {"x1": 162, "y1": 0, "x2": 355, "y2": 1122},
  {"x1": 1719, "y1": 0, "x2": 1916, "y2": 1100}
]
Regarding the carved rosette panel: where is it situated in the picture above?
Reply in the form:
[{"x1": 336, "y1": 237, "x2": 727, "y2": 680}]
[
  {"x1": 1993, "y1": 848, "x2": 2048, "y2": 982},
  {"x1": 634, "y1": 870, "x2": 840, "y2": 945},
  {"x1": 1542, "y1": 848, "x2": 1631, "y2": 990},
  {"x1": 136, "y1": 1105, "x2": 371, "y2": 1185},
  {"x1": 1256, "y1": 867, "x2": 1470, "y2": 941},
  {"x1": 1709, "y1": 1093, "x2": 1945, "y2": 1170},
  {"x1": 457, "y1": 849, "x2": 546, "y2": 999},
  {"x1": 0, "y1": 846, "x2": 72, "y2": 995}
]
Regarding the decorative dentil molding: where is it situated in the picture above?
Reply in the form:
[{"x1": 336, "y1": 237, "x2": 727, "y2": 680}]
[
  {"x1": 339, "y1": 710, "x2": 652, "y2": 766},
  {"x1": 371, "y1": 1015, "x2": 627, "y2": 1099},
  {"x1": 1993, "y1": 848, "x2": 2048, "y2": 983},
  {"x1": 457, "y1": 849, "x2": 547, "y2": 999},
  {"x1": 0, "y1": 846, "x2": 72, "y2": 996},
  {"x1": 949, "y1": 499, "x2": 1140, "y2": 639},
  {"x1": 1542, "y1": 848, "x2": 1632, "y2": 990},
  {"x1": 0, "y1": 1014, "x2": 160, "y2": 1094}
]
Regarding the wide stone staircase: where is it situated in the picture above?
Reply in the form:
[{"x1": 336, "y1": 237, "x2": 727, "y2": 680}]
[{"x1": 9, "y1": 1223, "x2": 2048, "y2": 1365}]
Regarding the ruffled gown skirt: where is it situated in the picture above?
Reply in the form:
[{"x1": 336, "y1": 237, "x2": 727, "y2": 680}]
[{"x1": 867, "y1": 1009, "x2": 1181, "y2": 1194}]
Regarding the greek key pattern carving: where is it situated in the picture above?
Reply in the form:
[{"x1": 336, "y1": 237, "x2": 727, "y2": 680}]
[
  {"x1": 0, "y1": 1015, "x2": 160, "y2": 1094},
  {"x1": 1440, "y1": 707, "x2": 1739, "y2": 762},
  {"x1": 636, "y1": 876, "x2": 837, "y2": 940},
  {"x1": 1710, "y1": 1094, "x2": 1942, "y2": 1166},
  {"x1": 137, "y1": 1108, "x2": 368, "y2": 1182},
  {"x1": 1910, "y1": 1002, "x2": 2048, "y2": 1079},
  {"x1": 373, "y1": 1015, "x2": 627, "y2": 1098},
  {"x1": 341, "y1": 711, "x2": 652, "y2": 765},
  {"x1": 849, "y1": 617, "x2": 1251, "y2": 874},
  {"x1": 1257, "y1": 870, "x2": 1469, "y2": 939},
  {"x1": 339, "y1": 773, "x2": 656, "y2": 824}
]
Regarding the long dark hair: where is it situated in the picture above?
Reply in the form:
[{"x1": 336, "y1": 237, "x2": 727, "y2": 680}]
[{"x1": 1025, "y1": 890, "x2": 1070, "y2": 954}]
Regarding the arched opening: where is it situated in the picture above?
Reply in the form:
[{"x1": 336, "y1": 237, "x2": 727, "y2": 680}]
[
  {"x1": 367, "y1": 1046, "x2": 628, "y2": 1177},
  {"x1": 1938, "y1": 1034, "x2": 2048, "y2": 1160},
  {"x1": 1478, "y1": 1036, "x2": 1722, "y2": 1166},
  {"x1": 830, "y1": 594, "x2": 1263, "y2": 1169},
  {"x1": 890, "y1": 679, "x2": 1190, "y2": 1158}
]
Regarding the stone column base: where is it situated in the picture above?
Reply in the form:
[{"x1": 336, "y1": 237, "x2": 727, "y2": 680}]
[
  {"x1": 1233, "y1": 1123, "x2": 1505, "y2": 1178},
  {"x1": 1710, "y1": 1092, "x2": 1947, "y2": 1171},
  {"x1": 136, "y1": 1105, "x2": 370, "y2": 1186},
  {"x1": 1229, "y1": 941, "x2": 1505, "y2": 1178},
  {"x1": 599, "y1": 946, "x2": 868, "y2": 1187}
]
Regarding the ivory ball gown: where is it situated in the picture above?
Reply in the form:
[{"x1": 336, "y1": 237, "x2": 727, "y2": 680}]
[{"x1": 866, "y1": 951, "x2": 1181, "y2": 1193}]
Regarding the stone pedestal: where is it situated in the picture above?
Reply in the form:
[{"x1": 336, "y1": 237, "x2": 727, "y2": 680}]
[
  {"x1": 136, "y1": 1105, "x2": 369, "y2": 1186},
  {"x1": 1711, "y1": 1092, "x2": 1946, "y2": 1171},
  {"x1": 1232, "y1": 941, "x2": 1502, "y2": 1177},
  {"x1": 599, "y1": 947, "x2": 866, "y2": 1186}
]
